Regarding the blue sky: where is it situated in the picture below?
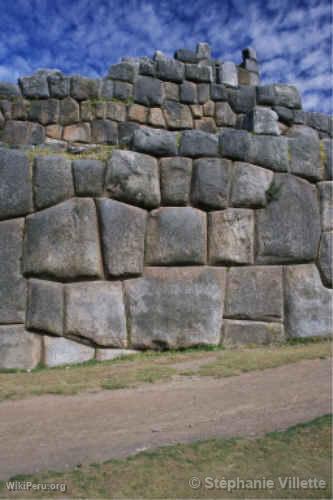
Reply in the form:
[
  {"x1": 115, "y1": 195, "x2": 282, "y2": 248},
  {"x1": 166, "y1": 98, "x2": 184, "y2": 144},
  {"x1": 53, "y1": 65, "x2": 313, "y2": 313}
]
[{"x1": 0, "y1": 0, "x2": 331, "y2": 113}]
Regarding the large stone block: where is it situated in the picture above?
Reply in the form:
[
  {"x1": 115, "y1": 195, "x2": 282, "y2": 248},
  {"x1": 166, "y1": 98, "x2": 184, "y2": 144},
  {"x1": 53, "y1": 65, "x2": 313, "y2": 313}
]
[
  {"x1": 23, "y1": 198, "x2": 103, "y2": 280},
  {"x1": 91, "y1": 120, "x2": 118, "y2": 144},
  {"x1": 146, "y1": 207, "x2": 206, "y2": 265},
  {"x1": 63, "y1": 123, "x2": 91, "y2": 142},
  {"x1": 227, "y1": 86, "x2": 256, "y2": 113},
  {"x1": 125, "y1": 267, "x2": 226, "y2": 349},
  {"x1": 289, "y1": 136, "x2": 322, "y2": 181},
  {"x1": 0, "y1": 326, "x2": 41, "y2": 370},
  {"x1": 34, "y1": 156, "x2": 74, "y2": 210},
  {"x1": 0, "y1": 219, "x2": 26, "y2": 323},
  {"x1": 321, "y1": 139, "x2": 332, "y2": 180},
  {"x1": 98, "y1": 199, "x2": 147, "y2": 277},
  {"x1": 48, "y1": 72, "x2": 70, "y2": 98},
  {"x1": 185, "y1": 64, "x2": 213, "y2": 83},
  {"x1": 2, "y1": 120, "x2": 45, "y2": 145},
  {"x1": 113, "y1": 81, "x2": 133, "y2": 100},
  {"x1": 26, "y1": 279, "x2": 64, "y2": 336},
  {"x1": 318, "y1": 182, "x2": 333, "y2": 231},
  {"x1": 0, "y1": 148, "x2": 33, "y2": 219},
  {"x1": 247, "y1": 135, "x2": 289, "y2": 171},
  {"x1": 72, "y1": 159, "x2": 105, "y2": 196},
  {"x1": 0, "y1": 82, "x2": 21, "y2": 99},
  {"x1": 208, "y1": 209, "x2": 254, "y2": 265},
  {"x1": 230, "y1": 162, "x2": 273, "y2": 208},
  {"x1": 257, "y1": 84, "x2": 301, "y2": 109},
  {"x1": 19, "y1": 72, "x2": 49, "y2": 98},
  {"x1": 108, "y1": 63, "x2": 137, "y2": 82},
  {"x1": 156, "y1": 58, "x2": 185, "y2": 82},
  {"x1": 180, "y1": 81, "x2": 197, "y2": 103},
  {"x1": 180, "y1": 130, "x2": 219, "y2": 157},
  {"x1": 162, "y1": 100, "x2": 193, "y2": 129},
  {"x1": 70, "y1": 76, "x2": 100, "y2": 100},
  {"x1": 43, "y1": 335, "x2": 94, "y2": 367},
  {"x1": 223, "y1": 320, "x2": 285, "y2": 346},
  {"x1": 105, "y1": 150, "x2": 160, "y2": 209},
  {"x1": 318, "y1": 232, "x2": 332, "y2": 288},
  {"x1": 65, "y1": 282, "x2": 127, "y2": 347},
  {"x1": 215, "y1": 102, "x2": 236, "y2": 127},
  {"x1": 133, "y1": 126, "x2": 178, "y2": 156},
  {"x1": 191, "y1": 158, "x2": 230, "y2": 209},
  {"x1": 134, "y1": 76, "x2": 164, "y2": 106},
  {"x1": 244, "y1": 106, "x2": 280, "y2": 135},
  {"x1": 160, "y1": 157, "x2": 192, "y2": 205},
  {"x1": 59, "y1": 97, "x2": 80, "y2": 125},
  {"x1": 225, "y1": 266, "x2": 283, "y2": 321},
  {"x1": 28, "y1": 99, "x2": 59, "y2": 125},
  {"x1": 218, "y1": 62, "x2": 238, "y2": 87},
  {"x1": 284, "y1": 264, "x2": 332, "y2": 338},
  {"x1": 256, "y1": 174, "x2": 321, "y2": 263}
]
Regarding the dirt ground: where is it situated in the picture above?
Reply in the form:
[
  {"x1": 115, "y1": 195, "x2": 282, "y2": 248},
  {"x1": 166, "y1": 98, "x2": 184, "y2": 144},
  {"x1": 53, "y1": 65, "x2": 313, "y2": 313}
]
[{"x1": 0, "y1": 358, "x2": 331, "y2": 481}]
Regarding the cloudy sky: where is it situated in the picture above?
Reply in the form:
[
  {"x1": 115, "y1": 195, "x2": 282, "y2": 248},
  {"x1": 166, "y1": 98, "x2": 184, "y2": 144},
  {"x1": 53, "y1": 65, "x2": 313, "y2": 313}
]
[{"x1": 0, "y1": 0, "x2": 331, "y2": 113}]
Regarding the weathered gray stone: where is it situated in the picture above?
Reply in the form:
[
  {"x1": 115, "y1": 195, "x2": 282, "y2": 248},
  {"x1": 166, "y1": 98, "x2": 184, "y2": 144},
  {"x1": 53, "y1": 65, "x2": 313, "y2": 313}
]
[
  {"x1": 0, "y1": 99, "x2": 12, "y2": 119},
  {"x1": 10, "y1": 98, "x2": 29, "y2": 121},
  {"x1": 209, "y1": 209, "x2": 254, "y2": 265},
  {"x1": 180, "y1": 81, "x2": 197, "y2": 103},
  {"x1": 0, "y1": 326, "x2": 41, "y2": 370},
  {"x1": 289, "y1": 136, "x2": 322, "y2": 180},
  {"x1": 256, "y1": 174, "x2": 321, "y2": 263},
  {"x1": 273, "y1": 106, "x2": 294, "y2": 125},
  {"x1": 95, "y1": 348, "x2": 139, "y2": 361},
  {"x1": 227, "y1": 86, "x2": 256, "y2": 113},
  {"x1": 196, "y1": 42, "x2": 211, "y2": 59},
  {"x1": 191, "y1": 158, "x2": 230, "y2": 209},
  {"x1": 91, "y1": 120, "x2": 118, "y2": 144},
  {"x1": 113, "y1": 81, "x2": 133, "y2": 100},
  {"x1": 19, "y1": 72, "x2": 49, "y2": 98},
  {"x1": 156, "y1": 58, "x2": 185, "y2": 82},
  {"x1": 139, "y1": 58, "x2": 156, "y2": 76},
  {"x1": 98, "y1": 198, "x2": 147, "y2": 277},
  {"x1": 59, "y1": 96, "x2": 80, "y2": 125},
  {"x1": 215, "y1": 102, "x2": 236, "y2": 127},
  {"x1": 242, "y1": 58, "x2": 259, "y2": 73},
  {"x1": 175, "y1": 49, "x2": 198, "y2": 63},
  {"x1": 163, "y1": 100, "x2": 193, "y2": 129},
  {"x1": 23, "y1": 198, "x2": 103, "y2": 280},
  {"x1": 0, "y1": 82, "x2": 21, "y2": 99},
  {"x1": 2, "y1": 120, "x2": 45, "y2": 145},
  {"x1": 0, "y1": 148, "x2": 33, "y2": 219},
  {"x1": 72, "y1": 159, "x2": 105, "y2": 196},
  {"x1": 43, "y1": 335, "x2": 94, "y2": 367},
  {"x1": 305, "y1": 112, "x2": 330, "y2": 132},
  {"x1": 100, "y1": 79, "x2": 114, "y2": 99},
  {"x1": 125, "y1": 267, "x2": 226, "y2": 349},
  {"x1": 185, "y1": 64, "x2": 213, "y2": 82},
  {"x1": 223, "y1": 320, "x2": 285, "y2": 346},
  {"x1": 162, "y1": 81, "x2": 179, "y2": 101},
  {"x1": 218, "y1": 62, "x2": 238, "y2": 87},
  {"x1": 146, "y1": 207, "x2": 206, "y2": 265},
  {"x1": 257, "y1": 84, "x2": 301, "y2": 109},
  {"x1": 210, "y1": 84, "x2": 229, "y2": 101},
  {"x1": 195, "y1": 117, "x2": 217, "y2": 133},
  {"x1": 231, "y1": 162, "x2": 273, "y2": 208},
  {"x1": 108, "y1": 63, "x2": 137, "y2": 82},
  {"x1": 105, "y1": 150, "x2": 160, "y2": 208},
  {"x1": 48, "y1": 72, "x2": 70, "y2": 98},
  {"x1": 237, "y1": 67, "x2": 259, "y2": 86},
  {"x1": 148, "y1": 107, "x2": 166, "y2": 128},
  {"x1": 133, "y1": 126, "x2": 178, "y2": 156},
  {"x1": 248, "y1": 134, "x2": 289, "y2": 171},
  {"x1": 26, "y1": 279, "x2": 64, "y2": 335},
  {"x1": 318, "y1": 181, "x2": 333, "y2": 231},
  {"x1": 318, "y1": 232, "x2": 332, "y2": 287},
  {"x1": 28, "y1": 99, "x2": 60, "y2": 125},
  {"x1": 322, "y1": 139, "x2": 332, "y2": 180},
  {"x1": 225, "y1": 266, "x2": 283, "y2": 321},
  {"x1": 34, "y1": 156, "x2": 74, "y2": 210},
  {"x1": 242, "y1": 47, "x2": 257, "y2": 60},
  {"x1": 127, "y1": 103, "x2": 148, "y2": 123},
  {"x1": 80, "y1": 101, "x2": 94, "y2": 121},
  {"x1": 134, "y1": 76, "x2": 164, "y2": 106},
  {"x1": 63, "y1": 123, "x2": 91, "y2": 142},
  {"x1": 160, "y1": 157, "x2": 192, "y2": 205},
  {"x1": 65, "y1": 281, "x2": 127, "y2": 347},
  {"x1": 180, "y1": 130, "x2": 219, "y2": 157},
  {"x1": 70, "y1": 76, "x2": 100, "y2": 100},
  {"x1": 245, "y1": 106, "x2": 280, "y2": 135},
  {"x1": 105, "y1": 101, "x2": 126, "y2": 122},
  {"x1": 0, "y1": 219, "x2": 26, "y2": 323},
  {"x1": 220, "y1": 129, "x2": 250, "y2": 161},
  {"x1": 286, "y1": 124, "x2": 319, "y2": 140},
  {"x1": 284, "y1": 264, "x2": 332, "y2": 338},
  {"x1": 118, "y1": 121, "x2": 140, "y2": 146}
]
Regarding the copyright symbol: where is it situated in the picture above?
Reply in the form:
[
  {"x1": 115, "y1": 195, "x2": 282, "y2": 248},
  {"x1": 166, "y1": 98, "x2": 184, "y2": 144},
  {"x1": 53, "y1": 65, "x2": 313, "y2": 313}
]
[{"x1": 189, "y1": 477, "x2": 201, "y2": 489}]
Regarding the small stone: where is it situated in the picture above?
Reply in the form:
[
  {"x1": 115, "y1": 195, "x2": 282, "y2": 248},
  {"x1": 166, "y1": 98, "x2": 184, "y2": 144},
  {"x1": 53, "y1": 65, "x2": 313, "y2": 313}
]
[
  {"x1": 91, "y1": 120, "x2": 118, "y2": 144},
  {"x1": 218, "y1": 62, "x2": 238, "y2": 87},
  {"x1": 160, "y1": 157, "x2": 192, "y2": 205},
  {"x1": 43, "y1": 336, "x2": 94, "y2": 367},
  {"x1": 48, "y1": 72, "x2": 70, "y2": 98},
  {"x1": 185, "y1": 64, "x2": 213, "y2": 83},
  {"x1": 105, "y1": 150, "x2": 160, "y2": 208},
  {"x1": 190, "y1": 104, "x2": 203, "y2": 118},
  {"x1": 242, "y1": 58, "x2": 259, "y2": 73},
  {"x1": 146, "y1": 207, "x2": 207, "y2": 265},
  {"x1": 95, "y1": 101, "x2": 106, "y2": 119},
  {"x1": 257, "y1": 84, "x2": 301, "y2": 109},
  {"x1": 63, "y1": 123, "x2": 91, "y2": 142},
  {"x1": 127, "y1": 104, "x2": 148, "y2": 123},
  {"x1": 34, "y1": 156, "x2": 74, "y2": 210},
  {"x1": 148, "y1": 108, "x2": 166, "y2": 128},
  {"x1": 133, "y1": 126, "x2": 177, "y2": 156},
  {"x1": 59, "y1": 97, "x2": 80, "y2": 125},
  {"x1": 180, "y1": 81, "x2": 197, "y2": 103},
  {"x1": 180, "y1": 130, "x2": 219, "y2": 157},
  {"x1": 73, "y1": 159, "x2": 105, "y2": 196},
  {"x1": 134, "y1": 76, "x2": 164, "y2": 106},
  {"x1": 105, "y1": 101, "x2": 126, "y2": 122},
  {"x1": 318, "y1": 232, "x2": 332, "y2": 287},
  {"x1": 70, "y1": 76, "x2": 100, "y2": 100},
  {"x1": 318, "y1": 181, "x2": 333, "y2": 231},
  {"x1": 191, "y1": 158, "x2": 230, "y2": 209},
  {"x1": 2, "y1": 120, "x2": 45, "y2": 145},
  {"x1": 223, "y1": 320, "x2": 284, "y2": 346},
  {"x1": 0, "y1": 326, "x2": 41, "y2": 370},
  {"x1": 26, "y1": 279, "x2": 64, "y2": 336},
  {"x1": 208, "y1": 209, "x2": 254, "y2": 264},
  {"x1": 244, "y1": 106, "x2": 280, "y2": 135},
  {"x1": 108, "y1": 63, "x2": 137, "y2": 82},
  {"x1": 162, "y1": 100, "x2": 193, "y2": 129},
  {"x1": 156, "y1": 58, "x2": 185, "y2": 82},
  {"x1": 215, "y1": 102, "x2": 236, "y2": 127},
  {"x1": 230, "y1": 162, "x2": 273, "y2": 207}
]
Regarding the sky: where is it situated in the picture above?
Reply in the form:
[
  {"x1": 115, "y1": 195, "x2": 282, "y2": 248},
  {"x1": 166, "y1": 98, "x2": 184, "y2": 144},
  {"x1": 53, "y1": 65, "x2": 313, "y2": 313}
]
[{"x1": 0, "y1": 0, "x2": 331, "y2": 113}]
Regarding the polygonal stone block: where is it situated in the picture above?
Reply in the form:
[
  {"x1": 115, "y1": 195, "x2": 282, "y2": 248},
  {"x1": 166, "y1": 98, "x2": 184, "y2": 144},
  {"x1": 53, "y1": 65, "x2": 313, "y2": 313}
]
[
  {"x1": 248, "y1": 134, "x2": 289, "y2": 171},
  {"x1": 191, "y1": 158, "x2": 230, "y2": 209},
  {"x1": 59, "y1": 97, "x2": 80, "y2": 125},
  {"x1": 113, "y1": 81, "x2": 133, "y2": 100},
  {"x1": 257, "y1": 84, "x2": 301, "y2": 109},
  {"x1": 26, "y1": 279, "x2": 64, "y2": 336},
  {"x1": 0, "y1": 148, "x2": 33, "y2": 220},
  {"x1": 108, "y1": 63, "x2": 137, "y2": 82},
  {"x1": 43, "y1": 335, "x2": 94, "y2": 367},
  {"x1": 160, "y1": 157, "x2": 192, "y2": 205},
  {"x1": 209, "y1": 209, "x2": 254, "y2": 265},
  {"x1": 289, "y1": 136, "x2": 322, "y2": 181},
  {"x1": 215, "y1": 102, "x2": 236, "y2": 127},
  {"x1": 223, "y1": 320, "x2": 285, "y2": 346},
  {"x1": 23, "y1": 198, "x2": 103, "y2": 280},
  {"x1": 72, "y1": 159, "x2": 105, "y2": 196},
  {"x1": 70, "y1": 76, "x2": 100, "y2": 100},
  {"x1": 125, "y1": 267, "x2": 226, "y2": 349},
  {"x1": 227, "y1": 86, "x2": 256, "y2": 113},
  {"x1": 91, "y1": 120, "x2": 118, "y2": 144},
  {"x1": 105, "y1": 150, "x2": 160, "y2": 209},
  {"x1": 180, "y1": 81, "x2": 197, "y2": 103},
  {"x1": 185, "y1": 64, "x2": 213, "y2": 82},
  {"x1": 0, "y1": 326, "x2": 41, "y2": 370},
  {"x1": 63, "y1": 123, "x2": 91, "y2": 142},
  {"x1": 48, "y1": 72, "x2": 70, "y2": 98},
  {"x1": 146, "y1": 207, "x2": 206, "y2": 265},
  {"x1": 218, "y1": 62, "x2": 238, "y2": 87},
  {"x1": 256, "y1": 174, "x2": 321, "y2": 263},
  {"x1": 2, "y1": 120, "x2": 45, "y2": 145},
  {"x1": 0, "y1": 219, "x2": 26, "y2": 323},
  {"x1": 230, "y1": 162, "x2": 273, "y2": 208},
  {"x1": 0, "y1": 82, "x2": 21, "y2": 99},
  {"x1": 19, "y1": 72, "x2": 49, "y2": 98},
  {"x1": 225, "y1": 266, "x2": 283, "y2": 321},
  {"x1": 133, "y1": 126, "x2": 178, "y2": 156},
  {"x1": 284, "y1": 264, "x2": 332, "y2": 338},
  {"x1": 318, "y1": 182, "x2": 333, "y2": 231},
  {"x1": 156, "y1": 58, "x2": 185, "y2": 82},
  {"x1": 244, "y1": 106, "x2": 280, "y2": 135},
  {"x1": 134, "y1": 76, "x2": 164, "y2": 106},
  {"x1": 321, "y1": 139, "x2": 332, "y2": 180},
  {"x1": 34, "y1": 156, "x2": 74, "y2": 210},
  {"x1": 180, "y1": 130, "x2": 219, "y2": 157},
  {"x1": 98, "y1": 199, "x2": 147, "y2": 277},
  {"x1": 65, "y1": 281, "x2": 127, "y2": 347},
  {"x1": 318, "y1": 232, "x2": 332, "y2": 288},
  {"x1": 162, "y1": 100, "x2": 193, "y2": 129}
]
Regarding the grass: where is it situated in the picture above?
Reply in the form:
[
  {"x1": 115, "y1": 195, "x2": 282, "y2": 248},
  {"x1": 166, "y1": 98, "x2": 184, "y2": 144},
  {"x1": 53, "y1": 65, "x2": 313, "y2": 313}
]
[
  {"x1": 0, "y1": 340, "x2": 330, "y2": 402},
  {"x1": 0, "y1": 415, "x2": 331, "y2": 498}
]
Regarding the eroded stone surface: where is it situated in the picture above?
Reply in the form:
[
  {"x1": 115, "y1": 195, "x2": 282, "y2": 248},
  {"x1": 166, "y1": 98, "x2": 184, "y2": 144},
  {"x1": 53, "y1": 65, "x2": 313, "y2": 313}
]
[
  {"x1": 160, "y1": 157, "x2": 192, "y2": 205},
  {"x1": 191, "y1": 158, "x2": 230, "y2": 209},
  {"x1": 230, "y1": 162, "x2": 273, "y2": 208},
  {"x1": 318, "y1": 232, "x2": 333, "y2": 288},
  {"x1": 43, "y1": 335, "x2": 94, "y2": 367},
  {"x1": 34, "y1": 156, "x2": 74, "y2": 210},
  {"x1": 0, "y1": 326, "x2": 41, "y2": 370},
  {"x1": 318, "y1": 181, "x2": 333, "y2": 231},
  {"x1": 26, "y1": 279, "x2": 64, "y2": 336},
  {"x1": 72, "y1": 159, "x2": 105, "y2": 196},
  {"x1": 133, "y1": 127, "x2": 177, "y2": 156},
  {"x1": 289, "y1": 136, "x2": 322, "y2": 181},
  {"x1": 223, "y1": 320, "x2": 285, "y2": 346}
]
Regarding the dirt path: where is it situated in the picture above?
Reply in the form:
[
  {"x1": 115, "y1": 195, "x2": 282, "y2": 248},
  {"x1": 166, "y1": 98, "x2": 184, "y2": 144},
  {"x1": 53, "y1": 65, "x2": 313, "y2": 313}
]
[{"x1": 0, "y1": 358, "x2": 331, "y2": 480}]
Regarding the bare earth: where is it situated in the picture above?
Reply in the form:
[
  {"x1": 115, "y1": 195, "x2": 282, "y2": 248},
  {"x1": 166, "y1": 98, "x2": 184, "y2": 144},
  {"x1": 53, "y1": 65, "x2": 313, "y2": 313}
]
[{"x1": 0, "y1": 358, "x2": 331, "y2": 480}]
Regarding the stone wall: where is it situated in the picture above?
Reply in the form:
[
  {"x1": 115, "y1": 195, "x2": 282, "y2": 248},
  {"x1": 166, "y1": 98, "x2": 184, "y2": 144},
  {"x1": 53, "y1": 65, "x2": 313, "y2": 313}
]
[{"x1": 0, "y1": 43, "x2": 332, "y2": 369}]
